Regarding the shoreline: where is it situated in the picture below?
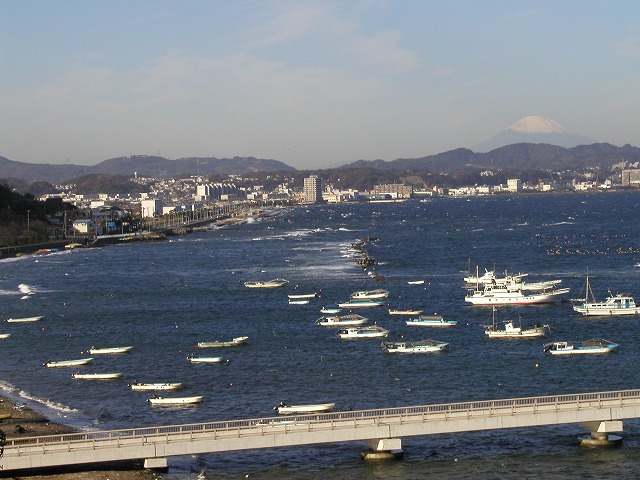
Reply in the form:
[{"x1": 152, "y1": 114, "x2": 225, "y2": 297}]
[{"x1": 0, "y1": 395, "x2": 159, "y2": 479}]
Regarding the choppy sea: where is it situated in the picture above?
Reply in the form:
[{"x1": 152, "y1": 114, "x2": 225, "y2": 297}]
[{"x1": 2, "y1": 192, "x2": 640, "y2": 479}]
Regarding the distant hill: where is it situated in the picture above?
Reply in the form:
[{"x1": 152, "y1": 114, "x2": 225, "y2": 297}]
[
  {"x1": 344, "y1": 143, "x2": 640, "y2": 174},
  {"x1": 0, "y1": 155, "x2": 295, "y2": 184}
]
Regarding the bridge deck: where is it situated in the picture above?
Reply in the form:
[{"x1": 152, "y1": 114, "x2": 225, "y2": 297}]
[{"x1": 2, "y1": 388, "x2": 640, "y2": 472}]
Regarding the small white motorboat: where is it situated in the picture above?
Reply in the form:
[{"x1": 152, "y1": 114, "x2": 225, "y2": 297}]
[
  {"x1": 320, "y1": 307, "x2": 342, "y2": 314},
  {"x1": 544, "y1": 339, "x2": 619, "y2": 355},
  {"x1": 381, "y1": 339, "x2": 449, "y2": 353},
  {"x1": 44, "y1": 358, "x2": 93, "y2": 368},
  {"x1": 389, "y1": 309, "x2": 423, "y2": 315},
  {"x1": 73, "y1": 372, "x2": 123, "y2": 380},
  {"x1": 316, "y1": 314, "x2": 368, "y2": 326},
  {"x1": 287, "y1": 293, "x2": 317, "y2": 299},
  {"x1": 0, "y1": 333, "x2": 11, "y2": 339},
  {"x1": 5, "y1": 315, "x2": 44, "y2": 323},
  {"x1": 197, "y1": 336, "x2": 248, "y2": 348},
  {"x1": 148, "y1": 395, "x2": 203, "y2": 405},
  {"x1": 407, "y1": 280, "x2": 425, "y2": 285},
  {"x1": 350, "y1": 289, "x2": 389, "y2": 299},
  {"x1": 406, "y1": 314, "x2": 457, "y2": 327},
  {"x1": 336, "y1": 325, "x2": 389, "y2": 338},
  {"x1": 129, "y1": 382, "x2": 183, "y2": 391},
  {"x1": 88, "y1": 346, "x2": 133, "y2": 354},
  {"x1": 273, "y1": 402, "x2": 335, "y2": 415},
  {"x1": 187, "y1": 355, "x2": 229, "y2": 364},
  {"x1": 244, "y1": 278, "x2": 289, "y2": 288},
  {"x1": 288, "y1": 299, "x2": 310, "y2": 305}
]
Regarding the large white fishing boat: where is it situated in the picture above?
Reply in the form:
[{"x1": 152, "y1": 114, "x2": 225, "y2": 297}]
[
  {"x1": 572, "y1": 273, "x2": 640, "y2": 316},
  {"x1": 465, "y1": 282, "x2": 570, "y2": 305}
]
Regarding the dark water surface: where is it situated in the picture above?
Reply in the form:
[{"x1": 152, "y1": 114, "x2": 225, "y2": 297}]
[{"x1": 2, "y1": 192, "x2": 640, "y2": 478}]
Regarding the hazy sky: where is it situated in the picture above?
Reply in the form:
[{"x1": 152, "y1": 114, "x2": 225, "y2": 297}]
[{"x1": 2, "y1": 1, "x2": 639, "y2": 169}]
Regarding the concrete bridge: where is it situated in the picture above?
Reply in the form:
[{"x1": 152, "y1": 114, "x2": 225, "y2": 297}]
[{"x1": 2, "y1": 388, "x2": 640, "y2": 473}]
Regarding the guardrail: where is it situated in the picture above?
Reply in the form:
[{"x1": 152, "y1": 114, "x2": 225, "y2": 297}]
[{"x1": 4, "y1": 388, "x2": 640, "y2": 458}]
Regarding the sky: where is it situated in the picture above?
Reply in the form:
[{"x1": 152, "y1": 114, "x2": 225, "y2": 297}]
[{"x1": 2, "y1": 1, "x2": 640, "y2": 170}]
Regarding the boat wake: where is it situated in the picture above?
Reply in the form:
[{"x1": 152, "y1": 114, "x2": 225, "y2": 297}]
[{"x1": 18, "y1": 283, "x2": 37, "y2": 295}]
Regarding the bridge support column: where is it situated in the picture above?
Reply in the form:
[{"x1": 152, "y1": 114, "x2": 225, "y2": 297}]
[
  {"x1": 361, "y1": 438, "x2": 403, "y2": 460},
  {"x1": 579, "y1": 420, "x2": 623, "y2": 447},
  {"x1": 144, "y1": 457, "x2": 168, "y2": 470}
]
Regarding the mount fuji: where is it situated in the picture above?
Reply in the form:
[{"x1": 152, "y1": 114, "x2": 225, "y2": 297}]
[{"x1": 473, "y1": 116, "x2": 594, "y2": 152}]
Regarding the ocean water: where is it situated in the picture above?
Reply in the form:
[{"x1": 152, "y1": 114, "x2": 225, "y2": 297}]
[{"x1": 2, "y1": 192, "x2": 640, "y2": 478}]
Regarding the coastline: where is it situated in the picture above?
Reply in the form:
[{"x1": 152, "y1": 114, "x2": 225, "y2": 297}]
[{"x1": 0, "y1": 395, "x2": 158, "y2": 479}]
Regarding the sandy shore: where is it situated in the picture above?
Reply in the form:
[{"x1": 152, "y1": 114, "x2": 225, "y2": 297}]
[{"x1": 0, "y1": 396, "x2": 161, "y2": 479}]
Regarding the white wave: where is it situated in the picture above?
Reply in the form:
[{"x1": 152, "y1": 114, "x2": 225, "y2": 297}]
[
  {"x1": 17, "y1": 389, "x2": 79, "y2": 413},
  {"x1": 542, "y1": 221, "x2": 575, "y2": 226}
]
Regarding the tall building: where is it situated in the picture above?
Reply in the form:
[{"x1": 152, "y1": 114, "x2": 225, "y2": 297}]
[{"x1": 303, "y1": 175, "x2": 323, "y2": 204}]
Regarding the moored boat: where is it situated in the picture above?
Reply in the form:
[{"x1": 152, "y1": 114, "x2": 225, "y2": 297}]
[
  {"x1": 483, "y1": 307, "x2": 549, "y2": 338},
  {"x1": 129, "y1": 382, "x2": 183, "y2": 391},
  {"x1": 287, "y1": 293, "x2": 317, "y2": 299},
  {"x1": 407, "y1": 280, "x2": 425, "y2": 285},
  {"x1": 350, "y1": 289, "x2": 389, "y2": 299},
  {"x1": 315, "y1": 314, "x2": 368, "y2": 326},
  {"x1": 389, "y1": 309, "x2": 423, "y2": 315},
  {"x1": 88, "y1": 345, "x2": 133, "y2": 354},
  {"x1": 197, "y1": 336, "x2": 248, "y2": 348},
  {"x1": 572, "y1": 272, "x2": 640, "y2": 316},
  {"x1": 73, "y1": 372, "x2": 123, "y2": 380},
  {"x1": 44, "y1": 358, "x2": 93, "y2": 368},
  {"x1": 0, "y1": 333, "x2": 11, "y2": 339},
  {"x1": 543, "y1": 339, "x2": 619, "y2": 355},
  {"x1": 465, "y1": 283, "x2": 570, "y2": 305},
  {"x1": 320, "y1": 306, "x2": 342, "y2": 314},
  {"x1": 187, "y1": 355, "x2": 229, "y2": 363},
  {"x1": 381, "y1": 339, "x2": 449, "y2": 353},
  {"x1": 273, "y1": 402, "x2": 335, "y2": 414},
  {"x1": 406, "y1": 314, "x2": 457, "y2": 327},
  {"x1": 148, "y1": 395, "x2": 203, "y2": 405},
  {"x1": 244, "y1": 278, "x2": 289, "y2": 288},
  {"x1": 336, "y1": 325, "x2": 389, "y2": 338},
  {"x1": 5, "y1": 315, "x2": 44, "y2": 323},
  {"x1": 288, "y1": 299, "x2": 310, "y2": 305},
  {"x1": 337, "y1": 300, "x2": 384, "y2": 308}
]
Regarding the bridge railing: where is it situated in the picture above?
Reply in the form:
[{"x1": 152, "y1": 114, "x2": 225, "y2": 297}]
[{"x1": 4, "y1": 388, "x2": 640, "y2": 455}]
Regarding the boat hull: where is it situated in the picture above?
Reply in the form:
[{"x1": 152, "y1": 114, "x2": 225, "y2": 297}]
[
  {"x1": 275, "y1": 403, "x2": 335, "y2": 414},
  {"x1": 148, "y1": 396, "x2": 203, "y2": 405},
  {"x1": 89, "y1": 346, "x2": 133, "y2": 354},
  {"x1": 73, "y1": 373, "x2": 123, "y2": 380},
  {"x1": 6, "y1": 316, "x2": 44, "y2": 323},
  {"x1": 45, "y1": 358, "x2": 93, "y2": 368},
  {"x1": 129, "y1": 383, "x2": 182, "y2": 391}
]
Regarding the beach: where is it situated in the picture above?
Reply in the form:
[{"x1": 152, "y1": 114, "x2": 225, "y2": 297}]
[{"x1": 0, "y1": 396, "x2": 159, "y2": 479}]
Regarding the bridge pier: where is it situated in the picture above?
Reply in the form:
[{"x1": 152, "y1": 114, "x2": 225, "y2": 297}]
[
  {"x1": 579, "y1": 420, "x2": 623, "y2": 447},
  {"x1": 143, "y1": 457, "x2": 168, "y2": 470},
  {"x1": 361, "y1": 438, "x2": 403, "y2": 460}
]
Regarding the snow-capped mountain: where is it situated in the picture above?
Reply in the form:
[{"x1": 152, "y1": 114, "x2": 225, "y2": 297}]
[{"x1": 473, "y1": 115, "x2": 594, "y2": 152}]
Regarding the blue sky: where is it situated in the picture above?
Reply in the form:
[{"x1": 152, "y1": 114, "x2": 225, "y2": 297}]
[{"x1": 2, "y1": 1, "x2": 639, "y2": 169}]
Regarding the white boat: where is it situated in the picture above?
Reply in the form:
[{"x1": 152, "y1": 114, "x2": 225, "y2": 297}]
[
  {"x1": 336, "y1": 325, "x2": 389, "y2": 338},
  {"x1": 73, "y1": 372, "x2": 123, "y2": 380},
  {"x1": 544, "y1": 339, "x2": 619, "y2": 355},
  {"x1": 244, "y1": 278, "x2": 289, "y2": 288},
  {"x1": 0, "y1": 333, "x2": 11, "y2": 339},
  {"x1": 5, "y1": 315, "x2": 44, "y2": 323},
  {"x1": 88, "y1": 346, "x2": 133, "y2": 354},
  {"x1": 287, "y1": 293, "x2": 317, "y2": 299},
  {"x1": 572, "y1": 273, "x2": 640, "y2": 316},
  {"x1": 407, "y1": 280, "x2": 425, "y2": 285},
  {"x1": 288, "y1": 299, "x2": 310, "y2": 305},
  {"x1": 350, "y1": 289, "x2": 389, "y2": 299},
  {"x1": 187, "y1": 355, "x2": 229, "y2": 363},
  {"x1": 148, "y1": 395, "x2": 203, "y2": 405},
  {"x1": 389, "y1": 309, "x2": 423, "y2": 316},
  {"x1": 273, "y1": 402, "x2": 335, "y2": 415},
  {"x1": 320, "y1": 306, "x2": 342, "y2": 314},
  {"x1": 44, "y1": 358, "x2": 93, "y2": 368},
  {"x1": 464, "y1": 267, "x2": 528, "y2": 285},
  {"x1": 381, "y1": 339, "x2": 449, "y2": 353},
  {"x1": 406, "y1": 314, "x2": 457, "y2": 327},
  {"x1": 129, "y1": 382, "x2": 183, "y2": 391},
  {"x1": 337, "y1": 300, "x2": 385, "y2": 308},
  {"x1": 465, "y1": 283, "x2": 570, "y2": 305},
  {"x1": 315, "y1": 314, "x2": 368, "y2": 326},
  {"x1": 197, "y1": 336, "x2": 248, "y2": 348},
  {"x1": 483, "y1": 307, "x2": 549, "y2": 338}
]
